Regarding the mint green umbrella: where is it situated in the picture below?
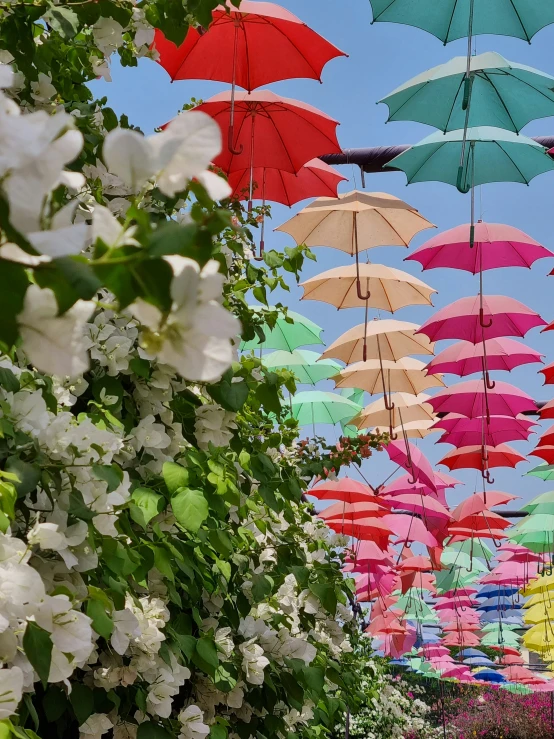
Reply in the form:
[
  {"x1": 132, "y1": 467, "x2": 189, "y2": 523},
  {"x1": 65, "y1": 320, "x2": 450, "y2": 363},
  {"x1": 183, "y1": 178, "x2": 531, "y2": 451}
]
[
  {"x1": 340, "y1": 388, "x2": 365, "y2": 438},
  {"x1": 527, "y1": 463, "x2": 554, "y2": 481},
  {"x1": 288, "y1": 391, "x2": 362, "y2": 431},
  {"x1": 444, "y1": 538, "x2": 494, "y2": 560},
  {"x1": 368, "y1": 0, "x2": 554, "y2": 43},
  {"x1": 386, "y1": 127, "x2": 554, "y2": 193},
  {"x1": 241, "y1": 308, "x2": 323, "y2": 351},
  {"x1": 379, "y1": 52, "x2": 554, "y2": 134},
  {"x1": 262, "y1": 349, "x2": 341, "y2": 385}
]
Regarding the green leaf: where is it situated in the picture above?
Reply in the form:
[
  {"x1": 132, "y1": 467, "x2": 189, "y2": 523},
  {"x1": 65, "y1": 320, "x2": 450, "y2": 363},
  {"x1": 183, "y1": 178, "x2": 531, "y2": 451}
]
[
  {"x1": 91, "y1": 376, "x2": 124, "y2": 410},
  {"x1": 5, "y1": 458, "x2": 40, "y2": 498},
  {"x1": 86, "y1": 598, "x2": 114, "y2": 640},
  {"x1": 23, "y1": 622, "x2": 53, "y2": 687},
  {"x1": 0, "y1": 721, "x2": 11, "y2": 739},
  {"x1": 137, "y1": 722, "x2": 174, "y2": 739},
  {"x1": 309, "y1": 583, "x2": 337, "y2": 616},
  {"x1": 44, "y1": 6, "x2": 79, "y2": 37},
  {"x1": 303, "y1": 665, "x2": 325, "y2": 696},
  {"x1": 151, "y1": 545, "x2": 174, "y2": 582},
  {"x1": 0, "y1": 368, "x2": 19, "y2": 393},
  {"x1": 35, "y1": 258, "x2": 101, "y2": 314},
  {"x1": 0, "y1": 259, "x2": 27, "y2": 346},
  {"x1": 148, "y1": 221, "x2": 199, "y2": 258},
  {"x1": 102, "y1": 539, "x2": 141, "y2": 577},
  {"x1": 280, "y1": 672, "x2": 304, "y2": 704},
  {"x1": 68, "y1": 489, "x2": 97, "y2": 521},
  {"x1": 92, "y1": 463, "x2": 123, "y2": 493},
  {"x1": 251, "y1": 573, "x2": 274, "y2": 602},
  {"x1": 215, "y1": 559, "x2": 231, "y2": 581},
  {"x1": 172, "y1": 488, "x2": 209, "y2": 533},
  {"x1": 210, "y1": 725, "x2": 228, "y2": 739},
  {"x1": 255, "y1": 382, "x2": 281, "y2": 414},
  {"x1": 162, "y1": 461, "x2": 189, "y2": 495},
  {"x1": 207, "y1": 373, "x2": 249, "y2": 412},
  {"x1": 130, "y1": 488, "x2": 163, "y2": 529},
  {"x1": 208, "y1": 529, "x2": 233, "y2": 557},
  {"x1": 43, "y1": 685, "x2": 67, "y2": 723},
  {"x1": 130, "y1": 357, "x2": 151, "y2": 379},
  {"x1": 194, "y1": 637, "x2": 219, "y2": 674},
  {"x1": 263, "y1": 250, "x2": 284, "y2": 269}
]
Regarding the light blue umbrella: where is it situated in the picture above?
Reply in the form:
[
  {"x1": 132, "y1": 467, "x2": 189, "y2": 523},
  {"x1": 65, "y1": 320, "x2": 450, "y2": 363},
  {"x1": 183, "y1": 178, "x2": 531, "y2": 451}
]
[{"x1": 464, "y1": 656, "x2": 496, "y2": 667}]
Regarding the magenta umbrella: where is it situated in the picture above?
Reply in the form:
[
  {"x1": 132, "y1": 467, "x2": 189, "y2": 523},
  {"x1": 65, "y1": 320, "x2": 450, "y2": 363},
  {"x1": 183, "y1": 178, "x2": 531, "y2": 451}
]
[
  {"x1": 378, "y1": 493, "x2": 452, "y2": 520},
  {"x1": 416, "y1": 295, "x2": 547, "y2": 344},
  {"x1": 435, "y1": 414, "x2": 537, "y2": 447},
  {"x1": 385, "y1": 440, "x2": 438, "y2": 492},
  {"x1": 425, "y1": 338, "x2": 544, "y2": 377},
  {"x1": 379, "y1": 471, "x2": 461, "y2": 497},
  {"x1": 428, "y1": 380, "x2": 536, "y2": 419},
  {"x1": 406, "y1": 222, "x2": 553, "y2": 273}
]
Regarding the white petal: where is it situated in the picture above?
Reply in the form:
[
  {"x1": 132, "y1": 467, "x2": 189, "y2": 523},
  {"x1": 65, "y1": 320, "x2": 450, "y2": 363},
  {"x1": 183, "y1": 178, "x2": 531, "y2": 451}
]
[
  {"x1": 92, "y1": 204, "x2": 123, "y2": 246},
  {"x1": 196, "y1": 169, "x2": 231, "y2": 201},
  {"x1": 103, "y1": 128, "x2": 155, "y2": 190},
  {"x1": 28, "y1": 223, "x2": 89, "y2": 258}
]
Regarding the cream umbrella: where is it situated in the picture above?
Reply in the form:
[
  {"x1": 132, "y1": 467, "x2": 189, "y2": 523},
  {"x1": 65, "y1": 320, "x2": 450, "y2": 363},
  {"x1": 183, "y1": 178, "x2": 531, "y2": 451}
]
[
  {"x1": 275, "y1": 190, "x2": 435, "y2": 299},
  {"x1": 332, "y1": 357, "x2": 444, "y2": 395},
  {"x1": 391, "y1": 420, "x2": 440, "y2": 439},
  {"x1": 300, "y1": 263, "x2": 437, "y2": 311},
  {"x1": 349, "y1": 392, "x2": 436, "y2": 435}
]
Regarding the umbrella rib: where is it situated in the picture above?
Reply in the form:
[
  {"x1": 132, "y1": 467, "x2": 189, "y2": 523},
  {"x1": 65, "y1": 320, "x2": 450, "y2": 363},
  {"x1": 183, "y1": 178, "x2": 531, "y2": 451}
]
[
  {"x1": 405, "y1": 142, "x2": 447, "y2": 184},
  {"x1": 445, "y1": 76, "x2": 466, "y2": 132},
  {"x1": 494, "y1": 142, "x2": 529, "y2": 184},
  {"x1": 277, "y1": 168, "x2": 291, "y2": 207},
  {"x1": 265, "y1": 20, "x2": 322, "y2": 80},
  {"x1": 507, "y1": 0, "x2": 531, "y2": 42},
  {"x1": 444, "y1": 0, "x2": 460, "y2": 43},
  {"x1": 268, "y1": 112, "x2": 297, "y2": 172},
  {"x1": 372, "y1": 0, "x2": 397, "y2": 22},
  {"x1": 483, "y1": 73, "x2": 520, "y2": 133},
  {"x1": 493, "y1": 69, "x2": 554, "y2": 106},
  {"x1": 374, "y1": 209, "x2": 409, "y2": 246}
]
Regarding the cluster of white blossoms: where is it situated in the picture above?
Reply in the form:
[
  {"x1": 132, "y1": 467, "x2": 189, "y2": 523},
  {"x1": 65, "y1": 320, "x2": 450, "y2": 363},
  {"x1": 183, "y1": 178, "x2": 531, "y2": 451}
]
[{"x1": 91, "y1": 7, "x2": 157, "y2": 83}]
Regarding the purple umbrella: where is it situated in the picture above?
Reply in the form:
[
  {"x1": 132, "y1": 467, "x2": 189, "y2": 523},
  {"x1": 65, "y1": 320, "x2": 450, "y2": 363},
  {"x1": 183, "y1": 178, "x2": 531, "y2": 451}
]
[{"x1": 425, "y1": 338, "x2": 543, "y2": 376}]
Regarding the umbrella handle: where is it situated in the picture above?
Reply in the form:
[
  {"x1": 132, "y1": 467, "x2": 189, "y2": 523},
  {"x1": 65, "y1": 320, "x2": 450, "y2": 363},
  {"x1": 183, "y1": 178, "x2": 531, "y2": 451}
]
[
  {"x1": 485, "y1": 372, "x2": 495, "y2": 390},
  {"x1": 456, "y1": 165, "x2": 471, "y2": 194},
  {"x1": 469, "y1": 224, "x2": 475, "y2": 248},
  {"x1": 482, "y1": 469, "x2": 494, "y2": 485},
  {"x1": 389, "y1": 425, "x2": 398, "y2": 441},
  {"x1": 479, "y1": 308, "x2": 493, "y2": 329},
  {"x1": 354, "y1": 216, "x2": 371, "y2": 300},
  {"x1": 228, "y1": 126, "x2": 244, "y2": 156},
  {"x1": 407, "y1": 472, "x2": 417, "y2": 485},
  {"x1": 385, "y1": 397, "x2": 395, "y2": 412},
  {"x1": 462, "y1": 75, "x2": 473, "y2": 111}
]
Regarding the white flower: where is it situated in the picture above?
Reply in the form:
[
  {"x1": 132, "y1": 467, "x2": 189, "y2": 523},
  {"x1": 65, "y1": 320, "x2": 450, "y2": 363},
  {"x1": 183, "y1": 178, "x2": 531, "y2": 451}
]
[
  {"x1": 214, "y1": 627, "x2": 234, "y2": 660},
  {"x1": 0, "y1": 666, "x2": 23, "y2": 719},
  {"x1": 129, "y1": 415, "x2": 170, "y2": 452},
  {"x1": 92, "y1": 18, "x2": 125, "y2": 55},
  {"x1": 131, "y1": 257, "x2": 240, "y2": 382},
  {"x1": 179, "y1": 705, "x2": 210, "y2": 739},
  {"x1": 239, "y1": 640, "x2": 269, "y2": 686},
  {"x1": 92, "y1": 204, "x2": 138, "y2": 249},
  {"x1": 194, "y1": 403, "x2": 237, "y2": 450},
  {"x1": 17, "y1": 285, "x2": 95, "y2": 378},
  {"x1": 146, "y1": 680, "x2": 177, "y2": 719},
  {"x1": 80, "y1": 713, "x2": 114, "y2": 739},
  {"x1": 35, "y1": 594, "x2": 94, "y2": 661},
  {"x1": 28, "y1": 521, "x2": 66, "y2": 550},
  {"x1": 111, "y1": 608, "x2": 140, "y2": 655}
]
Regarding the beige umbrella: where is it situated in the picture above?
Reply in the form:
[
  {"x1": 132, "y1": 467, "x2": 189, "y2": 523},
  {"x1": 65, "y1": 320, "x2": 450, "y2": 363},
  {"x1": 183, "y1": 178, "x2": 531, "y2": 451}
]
[
  {"x1": 391, "y1": 420, "x2": 440, "y2": 439},
  {"x1": 349, "y1": 392, "x2": 436, "y2": 435},
  {"x1": 332, "y1": 357, "x2": 444, "y2": 395},
  {"x1": 300, "y1": 263, "x2": 437, "y2": 311},
  {"x1": 275, "y1": 190, "x2": 435, "y2": 299}
]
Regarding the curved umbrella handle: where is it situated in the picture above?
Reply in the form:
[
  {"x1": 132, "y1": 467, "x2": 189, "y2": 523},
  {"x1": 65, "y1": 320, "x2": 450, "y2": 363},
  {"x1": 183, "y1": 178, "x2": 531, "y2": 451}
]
[
  {"x1": 228, "y1": 127, "x2": 244, "y2": 156},
  {"x1": 456, "y1": 165, "x2": 471, "y2": 194},
  {"x1": 385, "y1": 397, "x2": 395, "y2": 412},
  {"x1": 407, "y1": 471, "x2": 417, "y2": 485},
  {"x1": 483, "y1": 469, "x2": 494, "y2": 485},
  {"x1": 479, "y1": 308, "x2": 493, "y2": 329},
  {"x1": 485, "y1": 372, "x2": 495, "y2": 391},
  {"x1": 389, "y1": 426, "x2": 398, "y2": 441}
]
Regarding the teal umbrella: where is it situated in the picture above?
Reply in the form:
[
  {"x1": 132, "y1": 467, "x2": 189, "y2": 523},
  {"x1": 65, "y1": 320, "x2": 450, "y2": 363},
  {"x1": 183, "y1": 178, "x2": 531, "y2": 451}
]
[
  {"x1": 386, "y1": 127, "x2": 554, "y2": 193},
  {"x1": 379, "y1": 52, "x2": 554, "y2": 134},
  {"x1": 368, "y1": 0, "x2": 554, "y2": 44},
  {"x1": 526, "y1": 463, "x2": 554, "y2": 481},
  {"x1": 241, "y1": 307, "x2": 324, "y2": 351},
  {"x1": 262, "y1": 349, "x2": 341, "y2": 385},
  {"x1": 287, "y1": 390, "x2": 362, "y2": 433}
]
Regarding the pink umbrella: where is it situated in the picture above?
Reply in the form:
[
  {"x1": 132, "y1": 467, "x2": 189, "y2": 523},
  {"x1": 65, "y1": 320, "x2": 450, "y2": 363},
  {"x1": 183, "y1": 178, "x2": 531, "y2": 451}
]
[
  {"x1": 416, "y1": 295, "x2": 547, "y2": 344},
  {"x1": 379, "y1": 493, "x2": 452, "y2": 520},
  {"x1": 309, "y1": 477, "x2": 375, "y2": 503},
  {"x1": 425, "y1": 338, "x2": 544, "y2": 376},
  {"x1": 451, "y1": 492, "x2": 519, "y2": 521},
  {"x1": 385, "y1": 440, "x2": 438, "y2": 492},
  {"x1": 379, "y1": 471, "x2": 460, "y2": 497},
  {"x1": 436, "y1": 415, "x2": 536, "y2": 447},
  {"x1": 427, "y1": 380, "x2": 536, "y2": 419},
  {"x1": 383, "y1": 514, "x2": 439, "y2": 547},
  {"x1": 406, "y1": 222, "x2": 553, "y2": 273}
]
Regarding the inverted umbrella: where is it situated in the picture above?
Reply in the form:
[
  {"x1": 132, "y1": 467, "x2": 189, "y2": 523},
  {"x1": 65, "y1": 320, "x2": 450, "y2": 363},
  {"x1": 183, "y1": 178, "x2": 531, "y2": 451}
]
[
  {"x1": 427, "y1": 380, "x2": 536, "y2": 419},
  {"x1": 300, "y1": 262, "x2": 436, "y2": 311},
  {"x1": 379, "y1": 52, "x2": 554, "y2": 134},
  {"x1": 407, "y1": 222, "x2": 553, "y2": 273},
  {"x1": 262, "y1": 349, "x2": 340, "y2": 384},
  {"x1": 416, "y1": 295, "x2": 546, "y2": 344},
  {"x1": 425, "y1": 338, "x2": 543, "y2": 376},
  {"x1": 386, "y1": 127, "x2": 554, "y2": 193},
  {"x1": 241, "y1": 308, "x2": 323, "y2": 351},
  {"x1": 332, "y1": 357, "x2": 444, "y2": 395}
]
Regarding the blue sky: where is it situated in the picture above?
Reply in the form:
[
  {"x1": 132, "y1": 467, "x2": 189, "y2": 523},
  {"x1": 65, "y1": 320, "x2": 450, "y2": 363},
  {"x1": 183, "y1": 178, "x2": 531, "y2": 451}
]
[{"x1": 91, "y1": 1, "x2": 554, "y2": 509}]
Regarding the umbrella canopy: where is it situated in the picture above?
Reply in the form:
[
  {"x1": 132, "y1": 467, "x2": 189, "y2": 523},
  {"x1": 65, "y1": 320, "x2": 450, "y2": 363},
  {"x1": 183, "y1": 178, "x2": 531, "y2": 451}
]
[
  {"x1": 417, "y1": 295, "x2": 546, "y2": 343},
  {"x1": 351, "y1": 392, "x2": 436, "y2": 431},
  {"x1": 383, "y1": 514, "x2": 438, "y2": 547},
  {"x1": 473, "y1": 669, "x2": 506, "y2": 683},
  {"x1": 529, "y1": 446, "x2": 554, "y2": 465},
  {"x1": 288, "y1": 391, "x2": 362, "y2": 426},
  {"x1": 539, "y1": 361, "x2": 554, "y2": 386},
  {"x1": 196, "y1": 90, "x2": 341, "y2": 175},
  {"x1": 154, "y1": 2, "x2": 346, "y2": 87},
  {"x1": 300, "y1": 263, "x2": 436, "y2": 311},
  {"x1": 392, "y1": 420, "x2": 439, "y2": 439},
  {"x1": 397, "y1": 555, "x2": 433, "y2": 572},
  {"x1": 276, "y1": 190, "x2": 435, "y2": 254},
  {"x1": 308, "y1": 477, "x2": 375, "y2": 504},
  {"x1": 332, "y1": 357, "x2": 444, "y2": 395},
  {"x1": 228, "y1": 158, "x2": 347, "y2": 205},
  {"x1": 436, "y1": 415, "x2": 536, "y2": 447},
  {"x1": 427, "y1": 380, "x2": 536, "y2": 418},
  {"x1": 318, "y1": 500, "x2": 388, "y2": 521},
  {"x1": 439, "y1": 444, "x2": 526, "y2": 472},
  {"x1": 262, "y1": 349, "x2": 340, "y2": 384},
  {"x1": 379, "y1": 53, "x2": 554, "y2": 134},
  {"x1": 379, "y1": 493, "x2": 451, "y2": 520},
  {"x1": 241, "y1": 308, "x2": 323, "y2": 351},
  {"x1": 451, "y1": 492, "x2": 519, "y2": 520},
  {"x1": 386, "y1": 127, "x2": 554, "y2": 193},
  {"x1": 385, "y1": 440, "x2": 438, "y2": 491},
  {"x1": 322, "y1": 320, "x2": 435, "y2": 365},
  {"x1": 425, "y1": 338, "x2": 543, "y2": 376},
  {"x1": 539, "y1": 400, "x2": 554, "y2": 420},
  {"x1": 407, "y1": 222, "x2": 553, "y2": 274},
  {"x1": 526, "y1": 464, "x2": 554, "y2": 481}
]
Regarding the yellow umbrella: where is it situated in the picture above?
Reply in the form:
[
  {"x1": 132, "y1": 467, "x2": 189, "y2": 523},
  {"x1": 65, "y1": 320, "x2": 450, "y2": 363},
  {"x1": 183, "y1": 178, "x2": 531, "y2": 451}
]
[
  {"x1": 523, "y1": 574, "x2": 554, "y2": 596},
  {"x1": 349, "y1": 392, "x2": 436, "y2": 433},
  {"x1": 524, "y1": 591, "x2": 554, "y2": 609},
  {"x1": 300, "y1": 262, "x2": 437, "y2": 311},
  {"x1": 523, "y1": 603, "x2": 554, "y2": 625},
  {"x1": 332, "y1": 357, "x2": 444, "y2": 395},
  {"x1": 276, "y1": 190, "x2": 435, "y2": 300}
]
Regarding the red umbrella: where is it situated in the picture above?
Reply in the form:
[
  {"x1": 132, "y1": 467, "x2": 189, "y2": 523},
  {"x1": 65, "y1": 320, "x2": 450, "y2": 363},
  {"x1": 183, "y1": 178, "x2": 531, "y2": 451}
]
[
  {"x1": 153, "y1": 3, "x2": 346, "y2": 88},
  {"x1": 228, "y1": 158, "x2": 346, "y2": 205},
  {"x1": 416, "y1": 295, "x2": 546, "y2": 344},
  {"x1": 385, "y1": 439, "x2": 437, "y2": 491},
  {"x1": 451, "y1": 492, "x2": 519, "y2": 521},
  {"x1": 406, "y1": 222, "x2": 553, "y2": 273},
  {"x1": 325, "y1": 517, "x2": 392, "y2": 545},
  {"x1": 539, "y1": 361, "x2": 554, "y2": 385},
  {"x1": 438, "y1": 444, "x2": 526, "y2": 473},
  {"x1": 536, "y1": 426, "x2": 554, "y2": 446},
  {"x1": 318, "y1": 500, "x2": 388, "y2": 520},
  {"x1": 425, "y1": 338, "x2": 543, "y2": 377},
  {"x1": 528, "y1": 445, "x2": 554, "y2": 464},
  {"x1": 309, "y1": 477, "x2": 374, "y2": 504},
  {"x1": 433, "y1": 413, "x2": 537, "y2": 447},
  {"x1": 539, "y1": 398, "x2": 554, "y2": 420},
  {"x1": 396, "y1": 555, "x2": 433, "y2": 572},
  {"x1": 427, "y1": 380, "x2": 536, "y2": 419}
]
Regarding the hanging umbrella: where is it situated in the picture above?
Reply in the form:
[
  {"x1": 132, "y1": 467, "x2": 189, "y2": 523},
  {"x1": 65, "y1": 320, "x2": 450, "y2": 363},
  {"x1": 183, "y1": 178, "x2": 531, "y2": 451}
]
[
  {"x1": 539, "y1": 361, "x2": 554, "y2": 385},
  {"x1": 425, "y1": 338, "x2": 543, "y2": 376},
  {"x1": 417, "y1": 295, "x2": 546, "y2": 344},
  {"x1": 529, "y1": 446, "x2": 554, "y2": 465},
  {"x1": 383, "y1": 514, "x2": 439, "y2": 547},
  {"x1": 380, "y1": 471, "x2": 460, "y2": 498},
  {"x1": 427, "y1": 380, "x2": 536, "y2": 418},
  {"x1": 339, "y1": 387, "x2": 365, "y2": 439},
  {"x1": 385, "y1": 440, "x2": 438, "y2": 491},
  {"x1": 380, "y1": 493, "x2": 451, "y2": 520},
  {"x1": 241, "y1": 308, "x2": 323, "y2": 351},
  {"x1": 322, "y1": 320, "x2": 435, "y2": 365},
  {"x1": 472, "y1": 669, "x2": 506, "y2": 683},
  {"x1": 392, "y1": 420, "x2": 439, "y2": 439},
  {"x1": 526, "y1": 463, "x2": 554, "y2": 481},
  {"x1": 318, "y1": 500, "x2": 388, "y2": 521},
  {"x1": 332, "y1": 357, "x2": 444, "y2": 395},
  {"x1": 436, "y1": 415, "x2": 536, "y2": 447},
  {"x1": 367, "y1": 0, "x2": 554, "y2": 43},
  {"x1": 325, "y1": 516, "x2": 393, "y2": 543},
  {"x1": 308, "y1": 477, "x2": 375, "y2": 504},
  {"x1": 407, "y1": 222, "x2": 553, "y2": 273},
  {"x1": 539, "y1": 399, "x2": 554, "y2": 420},
  {"x1": 379, "y1": 53, "x2": 554, "y2": 134},
  {"x1": 228, "y1": 158, "x2": 346, "y2": 206},
  {"x1": 438, "y1": 444, "x2": 526, "y2": 472},
  {"x1": 300, "y1": 262, "x2": 436, "y2": 311},
  {"x1": 386, "y1": 128, "x2": 554, "y2": 193},
  {"x1": 351, "y1": 392, "x2": 436, "y2": 435},
  {"x1": 536, "y1": 427, "x2": 554, "y2": 447},
  {"x1": 451, "y1": 492, "x2": 519, "y2": 520},
  {"x1": 262, "y1": 349, "x2": 340, "y2": 384},
  {"x1": 288, "y1": 391, "x2": 362, "y2": 428}
]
